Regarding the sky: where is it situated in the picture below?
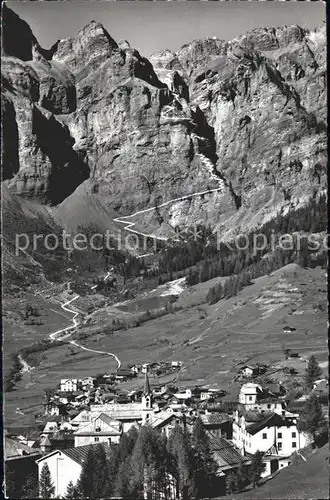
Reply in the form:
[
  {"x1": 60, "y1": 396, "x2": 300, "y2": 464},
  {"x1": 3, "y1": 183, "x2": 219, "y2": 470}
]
[{"x1": 7, "y1": 1, "x2": 326, "y2": 57}]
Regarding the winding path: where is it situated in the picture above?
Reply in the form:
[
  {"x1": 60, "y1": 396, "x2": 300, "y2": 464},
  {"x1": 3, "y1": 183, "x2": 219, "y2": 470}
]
[
  {"x1": 113, "y1": 185, "x2": 224, "y2": 241},
  {"x1": 49, "y1": 295, "x2": 121, "y2": 370}
]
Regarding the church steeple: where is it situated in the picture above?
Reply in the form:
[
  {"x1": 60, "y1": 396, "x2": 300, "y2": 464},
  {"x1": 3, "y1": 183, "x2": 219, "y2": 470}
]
[
  {"x1": 142, "y1": 372, "x2": 152, "y2": 417},
  {"x1": 143, "y1": 372, "x2": 151, "y2": 396}
]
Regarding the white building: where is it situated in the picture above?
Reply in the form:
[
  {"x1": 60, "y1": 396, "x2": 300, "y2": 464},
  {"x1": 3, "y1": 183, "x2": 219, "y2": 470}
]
[
  {"x1": 239, "y1": 383, "x2": 262, "y2": 406},
  {"x1": 232, "y1": 410, "x2": 310, "y2": 477},
  {"x1": 79, "y1": 377, "x2": 95, "y2": 390},
  {"x1": 200, "y1": 389, "x2": 212, "y2": 401},
  {"x1": 60, "y1": 379, "x2": 78, "y2": 392},
  {"x1": 40, "y1": 421, "x2": 59, "y2": 437},
  {"x1": 36, "y1": 443, "x2": 110, "y2": 498},
  {"x1": 174, "y1": 389, "x2": 192, "y2": 401},
  {"x1": 257, "y1": 399, "x2": 286, "y2": 412},
  {"x1": 74, "y1": 413, "x2": 122, "y2": 447}
]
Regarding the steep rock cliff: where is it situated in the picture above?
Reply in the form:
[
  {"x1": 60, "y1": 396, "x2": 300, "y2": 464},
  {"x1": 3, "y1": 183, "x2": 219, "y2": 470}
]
[{"x1": 1, "y1": 5, "x2": 327, "y2": 240}]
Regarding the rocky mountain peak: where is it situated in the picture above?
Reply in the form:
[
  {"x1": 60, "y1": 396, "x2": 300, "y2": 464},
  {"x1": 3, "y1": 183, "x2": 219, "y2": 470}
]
[
  {"x1": 231, "y1": 24, "x2": 307, "y2": 53},
  {"x1": 1, "y1": 4, "x2": 40, "y2": 61},
  {"x1": 53, "y1": 20, "x2": 118, "y2": 75}
]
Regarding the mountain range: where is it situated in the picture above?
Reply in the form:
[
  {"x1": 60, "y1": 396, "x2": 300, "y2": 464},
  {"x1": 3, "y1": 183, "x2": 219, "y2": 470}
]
[{"x1": 1, "y1": 5, "x2": 327, "y2": 286}]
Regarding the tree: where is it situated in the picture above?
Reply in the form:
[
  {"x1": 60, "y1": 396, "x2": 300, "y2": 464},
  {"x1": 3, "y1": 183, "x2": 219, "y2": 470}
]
[
  {"x1": 249, "y1": 451, "x2": 265, "y2": 489},
  {"x1": 5, "y1": 467, "x2": 16, "y2": 498},
  {"x1": 78, "y1": 444, "x2": 109, "y2": 498},
  {"x1": 237, "y1": 463, "x2": 249, "y2": 492},
  {"x1": 115, "y1": 458, "x2": 132, "y2": 498},
  {"x1": 305, "y1": 355, "x2": 322, "y2": 388},
  {"x1": 298, "y1": 393, "x2": 327, "y2": 443},
  {"x1": 168, "y1": 425, "x2": 194, "y2": 500},
  {"x1": 191, "y1": 417, "x2": 218, "y2": 498},
  {"x1": 39, "y1": 463, "x2": 55, "y2": 499},
  {"x1": 21, "y1": 473, "x2": 39, "y2": 498},
  {"x1": 225, "y1": 471, "x2": 239, "y2": 494},
  {"x1": 130, "y1": 426, "x2": 168, "y2": 499},
  {"x1": 64, "y1": 481, "x2": 82, "y2": 499}
]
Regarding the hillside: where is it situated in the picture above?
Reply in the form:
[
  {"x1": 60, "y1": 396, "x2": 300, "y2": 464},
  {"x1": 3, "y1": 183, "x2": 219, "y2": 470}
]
[{"x1": 233, "y1": 444, "x2": 329, "y2": 499}]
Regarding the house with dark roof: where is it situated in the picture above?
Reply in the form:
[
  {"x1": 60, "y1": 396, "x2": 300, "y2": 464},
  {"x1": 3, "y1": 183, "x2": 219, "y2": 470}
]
[
  {"x1": 283, "y1": 326, "x2": 296, "y2": 334},
  {"x1": 36, "y1": 443, "x2": 111, "y2": 498},
  {"x1": 232, "y1": 410, "x2": 311, "y2": 476},
  {"x1": 74, "y1": 413, "x2": 122, "y2": 447},
  {"x1": 208, "y1": 433, "x2": 250, "y2": 475},
  {"x1": 5, "y1": 437, "x2": 41, "y2": 499},
  {"x1": 239, "y1": 365, "x2": 260, "y2": 378},
  {"x1": 200, "y1": 412, "x2": 233, "y2": 438}
]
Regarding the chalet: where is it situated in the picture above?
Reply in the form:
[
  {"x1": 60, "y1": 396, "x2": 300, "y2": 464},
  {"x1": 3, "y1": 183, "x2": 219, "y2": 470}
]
[
  {"x1": 128, "y1": 364, "x2": 140, "y2": 374},
  {"x1": 208, "y1": 434, "x2": 250, "y2": 493},
  {"x1": 283, "y1": 326, "x2": 296, "y2": 334},
  {"x1": 238, "y1": 383, "x2": 263, "y2": 407},
  {"x1": 149, "y1": 412, "x2": 186, "y2": 437},
  {"x1": 69, "y1": 409, "x2": 91, "y2": 430},
  {"x1": 115, "y1": 368, "x2": 136, "y2": 381},
  {"x1": 73, "y1": 393, "x2": 89, "y2": 406},
  {"x1": 36, "y1": 443, "x2": 111, "y2": 498},
  {"x1": 209, "y1": 434, "x2": 250, "y2": 473},
  {"x1": 257, "y1": 398, "x2": 286, "y2": 412},
  {"x1": 79, "y1": 377, "x2": 95, "y2": 390},
  {"x1": 201, "y1": 412, "x2": 232, "y2": 438},
  {"x1": 40, "y1": 421, "x2": 59, "y2": 437},
  {"x1": 239, "y1": 365, "x2": 259, "y2": 378},
  {"x1": 44, "y1": 401, "x2": 67, "y2": 417},
  {"x1": 174, "y1": 389, "x2": 192, "y2": 401},
  {"x1": 171, "y1": 361, "x2": 182, "y2": 369},
  {"x1": 153, "y1": 385, "x2": 168, "y2": 397},
  {"x1": 74, "y1": 413, "x2": 122, "y2": 447},
  {"x1": 60, "y1": 379, "x2": 78, "y2": 392},
  {"x1": 199, "y1": 388, "x2": 211, "y2": 401}
]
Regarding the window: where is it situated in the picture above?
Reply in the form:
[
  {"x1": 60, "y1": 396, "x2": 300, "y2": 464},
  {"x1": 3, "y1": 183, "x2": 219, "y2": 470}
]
[
  {"x1": 249, "y1": 396, "x2": 253, "y2": 401},
  {"x1": 262, "y1": 433, "x2": 267, "y2": 439},
  {"x1": 94, "y1": 437, "x2": 99, "y2": 442},
  {"x1": 278, "y1": 433, "x2": 282, "y2": 438},
  {"x1": 95, "y1": 427, "x2": 101, "y2": 432},
  {"x1": 292, "y1": 432, "x2": 296, "y2": 438},
  {"x1": 267, "y1": 404, "x2": 271, "y2": 409},
  {"x1": 278, "y1": 443, "x2": 282, "y2": 450},
  {"x1": 292, "y1": 442, "x2": 296, "y2": 448}
]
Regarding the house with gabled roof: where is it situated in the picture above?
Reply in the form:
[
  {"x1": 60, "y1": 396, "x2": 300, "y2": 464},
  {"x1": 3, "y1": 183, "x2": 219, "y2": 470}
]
[
  {"x1": 208, "y1": 433, "x2": 250, "y2": 475},
  {"x1": 200, "y1": 412, "x2": 232, "y2": 438},
  {"x1": 74, "y1": 413, "x2": 122, "y2": 447},
  {"x1": 232, "y1": 410, "x2": 311, "y2": 477},
  {"x1": 5, "y1": 437, "x2": 41, "y2": 499},
  {"x1": 36, "y1": 443, "x2": 111, "y2": 498},
  {"x1": 148, "y1": 411, "x2": 185, "y2": 437}
]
